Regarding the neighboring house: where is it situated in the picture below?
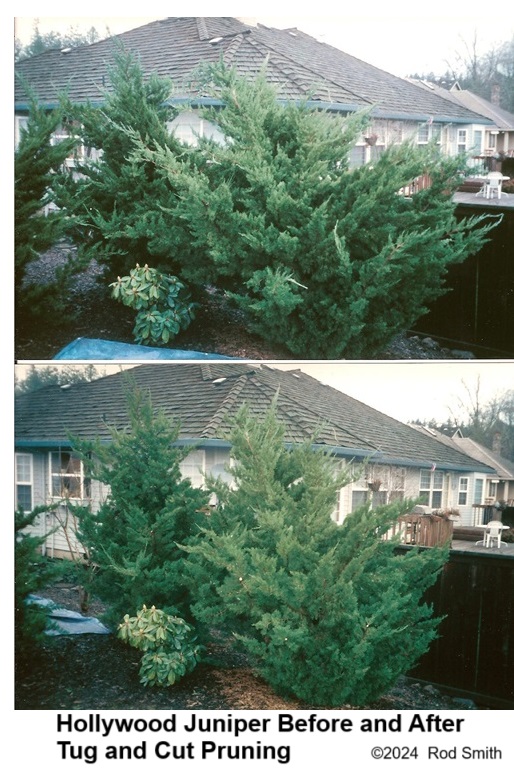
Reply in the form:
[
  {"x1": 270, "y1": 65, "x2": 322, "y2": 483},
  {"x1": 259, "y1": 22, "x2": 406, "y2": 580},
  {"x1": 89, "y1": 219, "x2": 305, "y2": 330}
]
[
  {"x1": 407, "y1": 80, "x2": 514, "y2": 164},
  {"x1": 15, "y1": 17, "x2": 493, "y2": 166},
  {"x1": 411, "y1": 424, "x2": 514, "y2": 523},
  {"x1": 449, "y1": 430, "x2": 514, "y2": 508},
  {"x1": 15, "y1": 363, "x2": 495, "y2": 557}
]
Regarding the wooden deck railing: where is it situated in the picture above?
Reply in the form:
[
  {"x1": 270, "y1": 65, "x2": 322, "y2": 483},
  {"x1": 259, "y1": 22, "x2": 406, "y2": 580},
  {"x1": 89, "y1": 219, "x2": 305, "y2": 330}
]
[
  {"x1": 385, "y1": 514, "x2": 453, "y2": 547},
  {"x1": 398, "y1": 173, "x2": 432, "y2": 197}
]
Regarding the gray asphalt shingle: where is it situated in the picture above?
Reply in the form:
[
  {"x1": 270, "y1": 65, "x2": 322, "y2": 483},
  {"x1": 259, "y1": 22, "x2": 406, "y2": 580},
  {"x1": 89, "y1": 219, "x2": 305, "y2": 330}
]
[
  {"x1": 15, "y1": 363, "x2": 493, "y2": 473},
  {"x1": 15, "y1": 17, "x2": 488, "y2": 123}
]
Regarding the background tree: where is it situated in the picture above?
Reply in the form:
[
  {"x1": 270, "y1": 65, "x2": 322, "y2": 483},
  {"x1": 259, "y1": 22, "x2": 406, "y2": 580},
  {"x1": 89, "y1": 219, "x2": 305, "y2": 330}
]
[
  {"x1": 449, "y1": 378, "x2": 514, "y2": 460},
  {"x1": 412, "y1": 378, "x2": 514, "y2": 461},
  {"x1": 73, "y1": 382, "x2": 209, "y2": 627},
  {"x1": 15, "y1": 364, "x2": 105, "y2": 395},
  {"x1": 185, "y1": 403, "x2": 448, "y2": 706},
  {"x1": 15, "y1": 95, "x2": 78, "y2": 316},
  {"x1": 410, "y1": 33, "x2": 514, "y2": 112},
  {"x1": 15, "y1": 22, "x2": 101, "y2": 61},
  {"x1": 139, "y1": 64, "x2": 498, "y2": 359}
]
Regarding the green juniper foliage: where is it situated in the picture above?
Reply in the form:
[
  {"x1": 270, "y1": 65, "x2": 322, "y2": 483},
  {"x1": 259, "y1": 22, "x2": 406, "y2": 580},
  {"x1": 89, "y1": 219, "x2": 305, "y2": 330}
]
[
  {"x1": 57, "y1": 48, "x2": 195, "y2": 280},
  {"x1": 185, "y1": 403, "x2": 449, "y2": 706},
  {"x1": 73, "y1": 382, "x2": 209, "y2": 627},
  {"x1": 138, "y1": 64, "x2": 499, "y2": 358},
  {"x1": 15, "y1": 94, "x2": 77, "y2": 311},
  {"x1": 15, "y1": 506, "x2": 59, "y2": 656}
]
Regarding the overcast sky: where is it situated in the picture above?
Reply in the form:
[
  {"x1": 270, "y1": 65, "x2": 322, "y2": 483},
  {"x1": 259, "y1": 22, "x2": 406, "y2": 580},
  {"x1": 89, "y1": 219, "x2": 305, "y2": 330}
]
[{"x1": 13, "y1": 1, "x2": 514, "y2": 77}]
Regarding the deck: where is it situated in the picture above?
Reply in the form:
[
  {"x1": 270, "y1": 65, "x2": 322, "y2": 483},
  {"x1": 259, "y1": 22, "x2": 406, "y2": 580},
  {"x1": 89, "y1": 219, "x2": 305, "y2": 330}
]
[{"x1": 453, "y1": 191, "x2": 514, "y2": 209}]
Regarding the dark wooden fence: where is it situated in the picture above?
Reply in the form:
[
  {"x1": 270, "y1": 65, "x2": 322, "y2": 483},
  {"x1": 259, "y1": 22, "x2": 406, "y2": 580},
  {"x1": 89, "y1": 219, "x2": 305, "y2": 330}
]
[
  {"x1": 412, "y1": 205, "x2": 514, "y2": 356},
  {"x1": 406, "y1": 548, "x2": 514, "y2": 706}
]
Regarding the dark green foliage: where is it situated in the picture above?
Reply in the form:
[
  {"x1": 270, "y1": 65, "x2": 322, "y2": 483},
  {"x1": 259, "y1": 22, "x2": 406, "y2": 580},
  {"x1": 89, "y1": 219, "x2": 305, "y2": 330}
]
[
  {"x1": 15, "y1": 24, "x2": 100, "y2": 61},
  {"x1": 140, "y1": 64, "x2": 499, "y2": 358},
  {"x1": 15, "y1": 94, "x2": 77, "y2": 312},
  {"x1": 15, "y1": 364, "x2": 103, "y2": 395},
  {"x1": 185, "y1": 404, "x2": 448, "y2": 706},
  {"x1": 15, "y1": 506, "x2": 59, "y2": 656},
  {"x1": 58, "y1": 49, "x2": 195, "y2": 280},
  {"x1": 73, "y1": 382, "x2": 209, "y2": 627}
]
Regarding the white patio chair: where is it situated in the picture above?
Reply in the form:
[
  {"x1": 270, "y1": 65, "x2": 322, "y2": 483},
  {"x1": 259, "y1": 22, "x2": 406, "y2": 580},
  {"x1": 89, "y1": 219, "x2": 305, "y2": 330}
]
[
  {"x1": 485, "y1": 520, "x2": 505, "y2": 548},
  {"x1": 486, "y1": 177, "x2": 504, "y2": 199}
]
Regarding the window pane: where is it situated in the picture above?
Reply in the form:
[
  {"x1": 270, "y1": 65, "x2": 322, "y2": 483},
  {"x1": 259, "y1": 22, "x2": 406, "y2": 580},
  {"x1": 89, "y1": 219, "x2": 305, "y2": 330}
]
[
  {"x1": 17, "y1": 485, "x2": 32, "y2": 511},
  {"x1": 420, "y1": 470, "x2": 431, "y2": 489},
  {"x1": 432, "y1": 491, "x2": 443, "y2": 508},
  {"x1": 16, "y1": 454, "x2": 32, "y2": 482},
  {"x1": 433, "y1": 471, "x2": 444, "y2": 489},
  {"x1": 351, "y1": 490, "x2": 368, "y2": 510}
]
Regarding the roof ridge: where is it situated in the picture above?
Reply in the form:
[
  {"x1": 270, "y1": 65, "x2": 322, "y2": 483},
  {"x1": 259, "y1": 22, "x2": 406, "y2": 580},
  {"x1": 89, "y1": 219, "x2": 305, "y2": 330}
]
[
  {"x1": 222, "y1": 34, "x2": 249, "y2": 66},
  {"x1": 248, "y1": 371, "x2": 379, "y2": 452},
  {"x1": 201, "y1": 374, "x2": 249, "y2": 438},
  {"x1": 196, "y1": 18, "x2": 210, "y2": 41},
  {"x1": 246, "y1": 33, "x2": 370, "y2": 106}
]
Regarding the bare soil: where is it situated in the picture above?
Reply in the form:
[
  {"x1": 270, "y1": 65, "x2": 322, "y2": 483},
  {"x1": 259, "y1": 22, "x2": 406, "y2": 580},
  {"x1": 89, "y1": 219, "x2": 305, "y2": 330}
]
[
  {"x1": 16, "y1": 244, "x2": 462, "y2": 361},
  {"x1": 15, "y1": 581, "x2": 482, "y2": 711}
]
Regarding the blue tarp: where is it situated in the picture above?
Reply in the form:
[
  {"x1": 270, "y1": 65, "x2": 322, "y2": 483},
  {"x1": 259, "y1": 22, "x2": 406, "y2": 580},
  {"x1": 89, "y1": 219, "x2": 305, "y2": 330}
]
[
  {"x1": 54, "y1": 337, "x2": 237, "y2": 360},
  {"x1": 27, "y1": 595, "x2": 110, "y2": 636}
]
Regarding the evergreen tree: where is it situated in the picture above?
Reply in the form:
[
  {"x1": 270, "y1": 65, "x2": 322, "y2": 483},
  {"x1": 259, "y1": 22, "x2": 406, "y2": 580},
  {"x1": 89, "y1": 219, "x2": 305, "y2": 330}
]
[
  {"x1": 185, "y1": 403, "x2": 448, "y2": 706},
  {"x1": 140, "y1": 64, "x2": 499, "y2": 358},
  {"x1": 73, "y1": 382, "x2": 209, "y2": 627},
  {"x1": 15, "y1": 506, "x2": 59, "y2": 657},
  {"x1": 15, "y1": 94, "x2": 77, "y2": 312},
  {"x1": 59, "y1": 49, "x2": 196, "y2": 280}
]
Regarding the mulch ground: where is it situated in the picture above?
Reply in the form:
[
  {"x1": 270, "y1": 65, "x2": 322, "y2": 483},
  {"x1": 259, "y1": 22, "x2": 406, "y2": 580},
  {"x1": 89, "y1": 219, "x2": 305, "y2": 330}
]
[
  {"x1": 16, "y1": 243, "x2": 461, "y2": 361},
  {"x1": 15, "y1": 582, "x2": 482, "y2": 711}
]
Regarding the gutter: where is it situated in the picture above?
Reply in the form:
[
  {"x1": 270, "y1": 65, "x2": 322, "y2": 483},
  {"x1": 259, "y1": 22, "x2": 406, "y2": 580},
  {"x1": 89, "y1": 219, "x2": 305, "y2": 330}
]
[
  {"x1": 15, "y1": 96, "x2": 493, "y2": 126},
  {"x1": 16, "y1": 437, "x2": 495, "y2": 475}
]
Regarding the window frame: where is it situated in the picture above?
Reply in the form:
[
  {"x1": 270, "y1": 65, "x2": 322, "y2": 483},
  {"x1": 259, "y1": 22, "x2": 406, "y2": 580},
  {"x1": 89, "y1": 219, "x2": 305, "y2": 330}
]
[
  {"x1": 49, "y1": 450, "x2": 91, "y2": 502},
  {"x1": 419, "y1": 469, "x2": 444, "y2": 508},
  {"x1": 16, "y1": 452, "x2": 33, "y2": 512},
  {"x1": 458, "y1": 477, "x2": 469, "y2": 506}
]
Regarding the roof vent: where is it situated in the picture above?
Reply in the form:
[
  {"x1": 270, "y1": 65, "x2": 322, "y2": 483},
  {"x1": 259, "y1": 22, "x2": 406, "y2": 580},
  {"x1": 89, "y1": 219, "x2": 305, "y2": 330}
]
[
  {"x1": 212, "y1": 377, "x2": 226, "y2": 384},
  {"x1": 61, "y1": 47, "x2": 72, "y2": 54},
  {"x1": 209, "y1": 37, "x2": 223, "y2": 45},
  {"x1": 60, "y1": 383, "x2": 72, "y2": 390}
]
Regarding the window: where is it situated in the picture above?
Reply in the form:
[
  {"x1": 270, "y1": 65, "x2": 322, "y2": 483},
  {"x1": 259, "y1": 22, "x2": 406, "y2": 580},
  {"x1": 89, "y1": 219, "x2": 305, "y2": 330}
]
[
  {"x1": 473, "y1": 478, "x2": 484, "y2": 506},
  {"x1": 417, "y1": 123, "x2": 430, "y2": 144},
  {"x1": 488, "y1": 132, "x2": 497, "y2": 150},
  {"x1": 419, "y1": 469, "x2": 444, "y2": 508},
  {"x1": 50, "y1": 451, "x2": 90, "y2": 500},
  {"x1": 458, "y1": 477, "x2": 469, "y2": 506},
  {"x1": 472, "y1": 130, "x2": 483, "y2": 154},
  {"x1": 16, "y1": 453, "x2": 33, "y2": 511},
  {"x1": 15, "y1": 115, "x2": 29, "y2": 149},
  {"x1": 179, "y1": 450, "x2": 205, "y2": 488},
  {"x1": 457, "y1": 129, "x2": 467, "y2": 154},
  {"x1": 350, "y1": 465, "x2": 405, "y2": 512},
  {"x1": 348, "y1": 144, "x2": 366, "y2": 168}
]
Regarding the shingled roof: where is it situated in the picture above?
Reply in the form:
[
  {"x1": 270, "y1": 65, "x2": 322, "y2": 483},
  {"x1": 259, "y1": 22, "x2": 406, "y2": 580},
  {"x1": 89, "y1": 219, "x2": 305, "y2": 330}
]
[
  {"x1": 15, "y1": 17, "x2": 489, "y2": 124},
  {"x1": 15, "y1": 363, "x2": 493, "y2": 473}
]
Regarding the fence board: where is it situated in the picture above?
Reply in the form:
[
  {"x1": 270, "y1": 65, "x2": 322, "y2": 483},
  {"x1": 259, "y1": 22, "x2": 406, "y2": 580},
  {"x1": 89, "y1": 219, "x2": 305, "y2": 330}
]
[{"x1": 407, "y1": 549, "x2": 514, "y2": 705}]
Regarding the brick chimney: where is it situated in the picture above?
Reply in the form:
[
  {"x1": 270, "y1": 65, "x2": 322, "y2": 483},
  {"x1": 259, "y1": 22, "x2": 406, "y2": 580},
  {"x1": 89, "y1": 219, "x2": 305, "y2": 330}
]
[
  {"x1": 492, "y1": 431, "x2": 502, "y2": 454},
  {"x1": 491, "y1": 84, "x2": 501, "y2": 106}
]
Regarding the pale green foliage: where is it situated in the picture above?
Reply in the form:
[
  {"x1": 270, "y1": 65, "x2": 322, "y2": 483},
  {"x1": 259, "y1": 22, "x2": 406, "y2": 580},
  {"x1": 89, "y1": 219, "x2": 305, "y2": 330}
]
[
  {"x1": 118, "y1": 605, "x2": 202, "y2": 687},
  {"x1": 186, "y1": 403, "x2": 449, "y2": 706},
  {"x1": 110, "y1": 264, "x2": 197, "y2": 345}
]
